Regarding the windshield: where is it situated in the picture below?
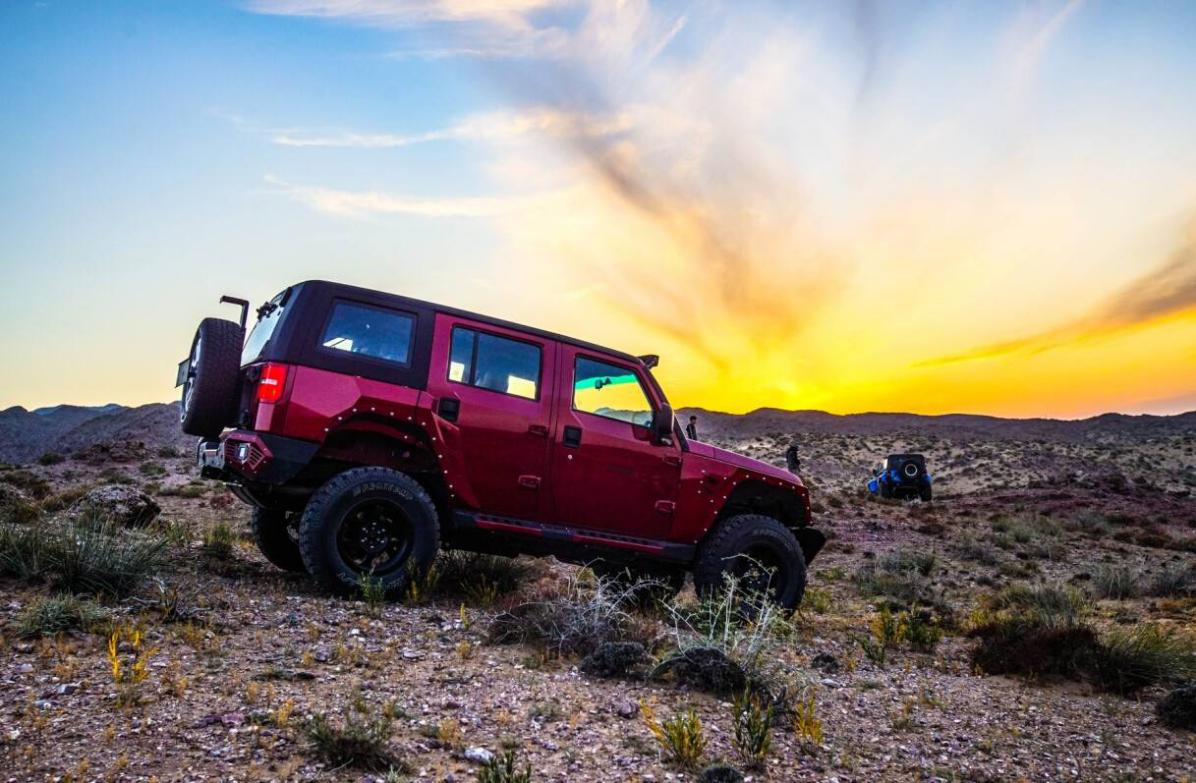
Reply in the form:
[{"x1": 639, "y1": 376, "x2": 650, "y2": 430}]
[{"x1": 241, "y1": 290, "x2": 288, "y2": 365}]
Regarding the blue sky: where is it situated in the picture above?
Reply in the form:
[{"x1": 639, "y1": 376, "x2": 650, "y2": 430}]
[{"x1": 2, "y1": 1, "x2": 1195, "y2": 417}]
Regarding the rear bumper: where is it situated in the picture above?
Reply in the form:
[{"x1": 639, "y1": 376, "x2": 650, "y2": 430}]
[{"x1": 197, "y1": 430, "x2": 319, "y2": 486}]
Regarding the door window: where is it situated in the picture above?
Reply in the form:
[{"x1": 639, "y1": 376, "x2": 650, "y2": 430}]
[
  {"x1": 573, "y1": 357, "x2": 652, "y2": 426},
  {"x1": 319, "y1": 300, "x2": 414, "y2": 365},
  {"x1": 448, "y1": 327, "x2": 541, "y2": 399}
]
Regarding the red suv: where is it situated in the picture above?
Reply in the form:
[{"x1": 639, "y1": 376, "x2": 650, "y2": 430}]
[{"x1": 178, "y1": 281, "x2": 824, "y2": 607}]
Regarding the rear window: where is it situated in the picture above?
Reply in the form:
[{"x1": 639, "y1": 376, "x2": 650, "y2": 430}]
[
  {"x1": 241, "y1": 291, "x2": 288, "y2": 365},
  {"x1": 319, "y1": 300, "x2": 415, "y2": 365}
]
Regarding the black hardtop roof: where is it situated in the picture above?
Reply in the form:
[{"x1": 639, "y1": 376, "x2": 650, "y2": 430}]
[{"x1": 295, "y1": 280, "x2": 643, "y2": 365}]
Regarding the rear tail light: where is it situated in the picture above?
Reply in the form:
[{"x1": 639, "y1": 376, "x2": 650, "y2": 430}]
[{"x1": 256, "y1": 363, "x2": 288, "y2": 404}]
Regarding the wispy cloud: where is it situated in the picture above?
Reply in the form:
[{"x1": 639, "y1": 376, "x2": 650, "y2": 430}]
[
  {"x1": 921, "y1": 221, "x2": 1196, "y2": 366},
  {"x1": 264, "y1": 174, "x2": 515, "y2": 218},
  {"x1": 269, "y1": 108, "x2": 630, "y2": 148},
  {"x1": 245, "y1": 0, "x2": 569, "y2": 28}
]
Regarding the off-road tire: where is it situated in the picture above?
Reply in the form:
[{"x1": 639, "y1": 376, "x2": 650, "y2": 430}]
[
  {"x1": 250, "y1": 507, "x2": 305, "y2": 573},
  {"x1": 590, "y1": 559, "x2": 686, "y2": 606},
  {"x1": 919, "y1": 486, "x2": 933, "y2": 502},
  {"x1": 180, "y1": 318, "x2": 244, "y2": 438},
  {"x1": 693, "y1": 514, "x2": 807, "y2": 610},
  {"x1": 298, "y1": 467, "x2": 439, "y2": 597}
]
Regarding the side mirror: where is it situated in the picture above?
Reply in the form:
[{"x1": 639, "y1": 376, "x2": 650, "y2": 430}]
[{"x1": 652, "y1": 404, "x2": 674, "y2": 442}]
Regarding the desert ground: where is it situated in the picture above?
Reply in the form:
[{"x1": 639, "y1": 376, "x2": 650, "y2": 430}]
[{"x1": 1, "y1": 404, "x2": 1194, "y2": 782}]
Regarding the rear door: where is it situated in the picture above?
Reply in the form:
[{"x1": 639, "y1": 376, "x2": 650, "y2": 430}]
[
  {"x1": 548, "y1": 347, "x2": 681, "y2": 539},
  {"x1": 426, "y1": 315, "x2": 556, "y2": 521}
]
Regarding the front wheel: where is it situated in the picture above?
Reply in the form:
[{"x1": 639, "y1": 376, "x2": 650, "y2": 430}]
[
  {"x1": 693, "y1": 514, "x2": 807, "y2": 610},
  {"x1": 298, "y1": 467, "x2": 440, "y2": 597}
]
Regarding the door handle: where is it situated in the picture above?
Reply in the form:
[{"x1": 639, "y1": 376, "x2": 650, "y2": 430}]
[
  {"x1": 518, "y1": 474, "x2": 542, "y2": 489},
  {"x1": 663, "y1": 454, "x2": 681, "y2": 467},
  {"x1": 437, "y1": 397, "x2": 460, "y2": 422},
  {"x1": 528, "y1": 424, "x2": 549, "y2": 437},
  {"x1": 563, "y1": 425, "x2": 582, "y2": 448}
]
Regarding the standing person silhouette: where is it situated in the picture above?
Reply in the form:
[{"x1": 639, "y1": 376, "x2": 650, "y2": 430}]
[{"x1": 685, "y1": 415, "x2": 699, "y2": 440}]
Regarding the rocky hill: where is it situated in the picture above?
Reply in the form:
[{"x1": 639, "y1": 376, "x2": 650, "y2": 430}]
[{"x1": 0, "y1": 402, "x2": 193, "y2": 463}]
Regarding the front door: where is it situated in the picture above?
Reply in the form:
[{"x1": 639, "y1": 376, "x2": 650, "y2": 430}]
[
  {"x1": 549, "y1": 348, "x2": 681, "y2": 539},
  {"x1": 426, "y1": 314, "x2": 556, "y2": 520}
]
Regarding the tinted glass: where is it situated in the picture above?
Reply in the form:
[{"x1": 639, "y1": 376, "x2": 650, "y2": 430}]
[
  {"x1": 573, "y1": 357, "x2": 652, "y2": 426},
  {"x1": 448, "y1": 327, "x2": 540, "y2": 399},
  {"x1": 319, "y1": 301, "x2": 414, "y2": 365},
  {"x1": 241, "y1": 291, "x2": 287, "y2": 364}
]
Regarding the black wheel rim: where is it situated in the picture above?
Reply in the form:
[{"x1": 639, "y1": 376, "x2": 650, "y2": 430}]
[{"x1": 336, "y1": 499, "x2": 414, "y2": 577}]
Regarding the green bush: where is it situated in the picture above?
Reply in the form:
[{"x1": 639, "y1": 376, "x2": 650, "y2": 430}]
[
  {"x1": 305, "y1": 711, "x2": 397, "y2": 771},
  {"x1": 731, "y1": 689, "x2": 773, "y2": 768},
  {"x1": 14, "y1": 594, "x2": 108, "y2": 638},
  {"x1": 477, "y1": 750, "x2": 533, "y2": 783},
  {"x1": 37, "y1": 453, "x2": 65, "y2": 466}
]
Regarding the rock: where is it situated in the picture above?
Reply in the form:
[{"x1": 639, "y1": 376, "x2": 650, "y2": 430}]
[
  {"x1": 581, "y1": 641, "x2": 649, "y2": 678},
  {"x1": 614, "y1": 700, "x2": 639, "y2": 719},
  {"x1": 651, "y1": 646, "x2": 748, "y2": 695},
  {"x1": 313, "y1": 648, "x2": 332, "y2": 663},
  {"x1": 699, "y1": 764, "x2": 745, "y2": 783},
  {"x1": 811, "y1": 652, "x2": 840, "y2": 673},
  {"x1": 56, "y1": 683, "x2": 79, "y2": 695},
  {"x1": 464, "y1": 746, "x2": 494, "y2": 764},
  {"x1": 1157, "y1": 684, "x2": 1196, "y2": 730},
  {"x1": 71, "y1": 484, "x2": 160, "y2": 527}
]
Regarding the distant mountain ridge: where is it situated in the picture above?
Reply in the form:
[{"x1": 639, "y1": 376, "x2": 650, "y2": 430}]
[
  {"x1": 0, "y1": 402, "x2": 192, "y2": 463},
  {"x1": 1, "y1": 400, "x2": 1192, "y2": 465}
]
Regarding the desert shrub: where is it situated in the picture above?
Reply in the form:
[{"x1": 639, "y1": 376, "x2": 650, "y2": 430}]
[
  {"x1": 0, "y1": 519, "x2": 167, "y2": 597},
  {"x1": 156, "y1": 446, "x2": 181, "y2": 459},
  {"x1": 853, "y1": 561, "x2": 935, "y2": 608},
  {"x1": 158, "y1": 483, "x2": 206, "y2": 498},
  {"x1": 699, "y1": 765, "x2": 745, "y2": 783},
  {"x1": 37, "y1": 484, "x2": 94, "y2": 514},
  {"x1": 0, "y1": 486, "x2": 40, "y2": 525},
  {"x1": 358, "y1": 573, "x2": 387, "y2": 614},
  {"x1": 989, "y1": 583, "x2": 1091, "y2": 627},
  {"x1": 955, "y1": 533, "x2": 998, "y2": 565},
  {"x1": 14, "y1": 594, "x2": 108, "y2": 638},
  {"x1": 139, "y1": 461, "x2": 167, "y2": 478},
  {"x1": 477, "y1": 750, "x2": 533, "y2": 783},
  {"x1": 488, "y1": 571, "x2": 653, "y2": 657},
  {"x1": 991, "y1": 513, "x2": 1064, "y2": 557},
  {"x1": 1087, "y1": 625, "x2": 1196, "y2": 696},
  {"x1": 1091, "y1": 564, "x2": 1140, "y2": 600},
  {"x1": 642, "y1": 702, "x2": 705, "y2": 769},
  {"x1": 1156, "y1": 684, "x2": 1196, "y2": 731},
  {"x1": 0, "y1": 469, "x2": 51, "y2": 499},
  {"x1": 97, "y1": 467, "x2": 135, "y2": 486},
  {"x1": 877, "y1": 549, "x2": 937, "y2": 576},
  {"x1": 305, "y1": 710, "x2": 397, "y2": 771},
  {"x1": 732, "y1": 688, "x2": 773, "y2": 768},
  {"x1": 433, "y1": 550, "x2": 533, "y2": 606},
  {"x1": 1144, "y1": 563, "x2": 1196, "y2": 597},
  {"x1": 202, "y1": 522, "x2": 236, "y2": 559},
  {"x1": 580, "y1": 640, "x2": 649, "y2": 679},
  {"x1": 901, "y1": 610, "x2": 943, "y2": 653},
  {"x1": 800, "y1": 586, "x2": 833, "y2": 614},
  {"x1": 854, "y1": 607, "x2": 902, "y2": 667},
  {"x1": 791, "y1": 691, "x2": 824, "y2": 750},
  {"x1": 37, "y1": 452, "x2": 65, "y2": 466}
]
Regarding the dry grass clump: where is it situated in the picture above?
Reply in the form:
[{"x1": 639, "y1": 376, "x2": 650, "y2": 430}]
[
  {"x1": 431, "y1": 550, "x2": 535, "y2": 606},
  {"x1": 488, "y1": 570, "x2": 656, "y2": 657},
  {"x1": 0, "y1": 517, "x2": 168, "y2": 597},
  {"x1": 853, "y1": 548, "x2": 940, "y2": 608},
  {"x1": 1144, "y1": 562, "x2": 1196, "y2": 597},
  {"x1": 477, "y1": 750, "x2": 533, "y2": 783},
  {"x1": 1091, "y1": 564, "x2": 1140, "y2": 600},
  {"x1": 14, "y1": 594, "x2": 109, "y2": 638},
  {"x1": 305, "y1": 709, "x2": 400, "y2": 772},
  {"x1": 970, "y1": 582, "x2": 1196, "y2": 694},
  {"x1": 642, "y1": 701, "x2": 706, "y2": 770}
]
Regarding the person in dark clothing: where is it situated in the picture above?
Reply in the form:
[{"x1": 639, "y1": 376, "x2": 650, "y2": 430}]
[{"x1": 685, "y1": 415, "x2": 699, "y2": 440}]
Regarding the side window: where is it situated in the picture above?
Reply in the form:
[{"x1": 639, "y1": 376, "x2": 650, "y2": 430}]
[
  {"x1": 573, "y1": 357, "x2": 652, "y2": 426},
  {"x1": 448, "y1": 327, "x2": 540, "y2": 400},
  {"x1": 319, "y1": 301, "x2": 414, "y2": 365}
]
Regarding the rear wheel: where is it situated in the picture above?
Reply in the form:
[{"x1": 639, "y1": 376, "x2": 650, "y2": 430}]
[
  {"x1": 298, "y1": 467, "x2": 440, "y2": 597},
  {"x1": 250, "y1": 507, "x2": 305, "y2": 573},
  {"x1": 180, "y1": 318, "x2": 244, "y2": 438},
  {"x1": 694, "y1": 514, "x2": 807, "y2": 610},
  {"x1": 919, "y1": 485, "x2": 933, "y2": 502}
]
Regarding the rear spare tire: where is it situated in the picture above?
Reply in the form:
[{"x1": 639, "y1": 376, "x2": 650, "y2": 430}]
[
  {"x1": 298, "y1": 467, "x2": 440, "y2": 597},
  {"x1": 180, "y1": 318, "x2": 244, "y2": 438},
  {"x1": 250, "y1": 507, "x2": 306, "y2": 573},
  {"x1": 694, "y1": 514, "x2": 807, "y2": 610}
]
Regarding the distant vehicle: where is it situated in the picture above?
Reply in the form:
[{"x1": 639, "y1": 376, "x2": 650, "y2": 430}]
[
  {"x1": 867, "y1": 454, "x2": 933, "y2": 501},
  {"x1": 177, "y1": 280, "x2": 826, "y2": 608}
]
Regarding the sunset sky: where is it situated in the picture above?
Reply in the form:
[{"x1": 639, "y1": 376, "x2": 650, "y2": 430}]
[{"x1": 2, "y1": 1, "x2": 1195, "y2": 418}]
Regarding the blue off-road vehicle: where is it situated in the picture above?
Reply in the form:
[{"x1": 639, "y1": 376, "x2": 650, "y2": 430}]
[{"x1": 868, "y1": 454, "x2": 933, "y2": 501}]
